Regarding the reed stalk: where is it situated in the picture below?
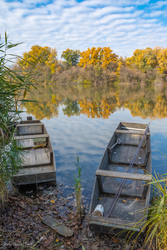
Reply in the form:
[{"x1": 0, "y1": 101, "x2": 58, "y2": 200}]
[
  {"x1": 73, "y1": 155, "x2": 85, "y2": 222},
  {"x1": 127, "y1": 171, "x2": 167, "y2": 249},
  {"x1": 0, "y1": 33, "x2": 36, "y2": 207}
]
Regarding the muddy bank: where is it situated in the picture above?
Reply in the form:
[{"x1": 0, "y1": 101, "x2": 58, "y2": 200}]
[{"x1": 0, "y1": 183, "x2": 153, "y2": 250}]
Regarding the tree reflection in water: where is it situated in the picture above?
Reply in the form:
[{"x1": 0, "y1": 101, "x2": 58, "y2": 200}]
[{"x1": 22, "y1": 83, "x2": 167, "y2": 120}]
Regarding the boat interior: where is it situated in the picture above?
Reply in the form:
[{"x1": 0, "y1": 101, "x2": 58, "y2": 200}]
[{"x1": 89, "y1": 122, "x2": 152, "y2": 232}]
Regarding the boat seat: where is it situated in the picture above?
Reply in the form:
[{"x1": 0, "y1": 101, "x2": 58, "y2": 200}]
[
  {"x1": 17, "y1": 123, "x2": 43, "y2": 127},
  {"x1": 115, "y1": 129, "x2": 150, "y2": 136},
  {"x1": 95, "y1": 169, "x2": 152, "y2": 181},
  {"x1": 14, "y1": 134, "x2": 49, "y2": 140}
]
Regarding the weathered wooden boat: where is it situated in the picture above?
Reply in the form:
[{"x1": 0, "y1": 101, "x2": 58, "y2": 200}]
[
  {"x1": 89, "y1": 122, "x2": 152, "y2": 235},
  {"x1": 12, "y1": 117, "x2": 56, "y2": 186}
]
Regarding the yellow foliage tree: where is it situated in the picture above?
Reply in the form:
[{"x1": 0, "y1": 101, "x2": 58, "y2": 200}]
[
  {"x1": 101, "y1": 47, "x2": 118, "y2": 69},
  {"x1": 154, "y1": 47, "x2": 167, "y2": 74},
  {"x1": 78, "y1": 47, "x2": 118, "y2": 69},
  {"x1": 126, "y1": 47, "x2": 157, "y2": 73},
  {"x1": 45, "y1": 48, "x2": 58, "y2": 73},
  {"x1": 18, "y1": 45, "x2": 58, "y2": 72}
]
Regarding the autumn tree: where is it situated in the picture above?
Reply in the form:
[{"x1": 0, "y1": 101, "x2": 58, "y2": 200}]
[
  {"x1": 126, "y1": 47, "x2": 157, "y2": 73},
  {"x1": 154, "y1": 47, "x2": 167, "y2": 74},
  {"x1": 61, "y1": 49, "x2": 80, "y2": 68},
  {"x1": 18, "y1": 45, "x2": 58, "y2": 73},
  {"x1": 78, "y1": 47, "x2": 118, "y2": 69}
]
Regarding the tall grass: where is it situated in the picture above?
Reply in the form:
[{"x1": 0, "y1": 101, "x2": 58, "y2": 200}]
[
  {"x1": 128, "y1": 171, "x2": 167, "y2": 249},
  {"x1": 73, "y1": 155, "x2": 85, "y2": 222},
  {"x1": 143, "y1": 173, "x2": 167, "y2": 249},
  {"x1": 0, "y1": 33, "x2": 36, "y2": 207}
]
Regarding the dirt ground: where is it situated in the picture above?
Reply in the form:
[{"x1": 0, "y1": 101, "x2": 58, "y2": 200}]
[{"x1": 0, "y1": 183, "x2": 153, "y2": 250}]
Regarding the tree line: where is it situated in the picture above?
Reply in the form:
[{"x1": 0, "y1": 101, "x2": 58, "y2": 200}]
[{"x1": 17, "y1": 45, "x2": 167, "y2": 85}]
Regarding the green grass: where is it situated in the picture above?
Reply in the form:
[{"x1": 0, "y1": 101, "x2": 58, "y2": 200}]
[
  {"x1": 127, "y1": 171, "x2": 167, "y2": 249},
  {"x1": 73, "y1": 155, "x2": 85, "y2": 222}
]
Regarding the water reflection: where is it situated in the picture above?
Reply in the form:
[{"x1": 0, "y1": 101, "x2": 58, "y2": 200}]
[
  {"x1": 21, "y1": 83, "x2": 167, "y2": 204},
  {"x1": 23, "y1": 84, "x2": 167, "y2": 120}
]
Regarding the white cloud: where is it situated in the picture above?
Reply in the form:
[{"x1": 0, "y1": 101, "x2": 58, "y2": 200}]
[
  {"x1": 144, "y1": 11, "x2": 164, "y2": 17},
  {"x1": 1, "y1": 0, "x2": 167, "y2": 60},
  {"x1": 152, "y1": 1, "x2": 167, "y2": 8}
]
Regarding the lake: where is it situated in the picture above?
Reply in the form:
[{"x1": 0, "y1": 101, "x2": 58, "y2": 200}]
[{"x1": 21, "y1": 83, "x2": 167, "y2": 204}]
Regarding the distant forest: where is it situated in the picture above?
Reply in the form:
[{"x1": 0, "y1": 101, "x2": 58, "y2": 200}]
[{"x1": 17, "y1": 46, "x2": 167, "y2": 85}]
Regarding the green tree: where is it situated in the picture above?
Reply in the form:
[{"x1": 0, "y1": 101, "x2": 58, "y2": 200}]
[
  {"x1": 61, "y1": 48, "x2": 80, "y2": 68},
  {"x1": 63, "y1": 99, "x2": 80, "y2": 116}
]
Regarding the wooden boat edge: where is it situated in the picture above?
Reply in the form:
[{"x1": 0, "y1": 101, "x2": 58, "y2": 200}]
[
  {"x1": 89, "y1": 122, "x2": 152, "y2": 234},
  {"x1": 12, "y1": 119, "x2": 56, "y2": 185}
]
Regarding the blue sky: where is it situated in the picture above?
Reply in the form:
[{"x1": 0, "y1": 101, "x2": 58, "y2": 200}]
[{"x1": 1, "y1": 0, "x2": 167, "y2": 59}]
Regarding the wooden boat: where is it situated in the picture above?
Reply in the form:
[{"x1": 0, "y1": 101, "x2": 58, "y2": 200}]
[
  {"x1": 12, "y1": 117, "x2": 56, "y2": 186},
  {"x1": 89, "y1": 122, "x2": 152, "y2": 235}
]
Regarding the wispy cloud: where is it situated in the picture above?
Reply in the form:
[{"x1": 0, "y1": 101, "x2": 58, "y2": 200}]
[{"x1": 1, "y1": 0, "x2": 167, "y2": 59}]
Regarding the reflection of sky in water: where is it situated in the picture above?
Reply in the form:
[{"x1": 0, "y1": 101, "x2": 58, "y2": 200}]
[{"x1": 21, "y1": 106, "x2": 167, "y2": 203}]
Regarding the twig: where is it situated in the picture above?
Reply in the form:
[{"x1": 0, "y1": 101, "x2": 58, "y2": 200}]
[{"x1": 32, "y1": 236, "x2": 43, "y2": 248}]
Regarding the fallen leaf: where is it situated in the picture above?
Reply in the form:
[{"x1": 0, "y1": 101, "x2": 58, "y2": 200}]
[
  {"x1": 51, "y1": 200, "x2": 55, "y2": 203},
  {"x1": 113, "y1": 238, "x2": 119, "y2": 243},
  {"x1": 123, "y1": 200, "x2": 127, "y2": 202}
]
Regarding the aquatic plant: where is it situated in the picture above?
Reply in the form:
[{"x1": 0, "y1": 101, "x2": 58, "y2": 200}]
[
  {"x1": 0, "y1": 33, "x2": 35, "y2": 207},
  {"x1": 73, "y1": 155, "x2": 85, "y2": 222}
]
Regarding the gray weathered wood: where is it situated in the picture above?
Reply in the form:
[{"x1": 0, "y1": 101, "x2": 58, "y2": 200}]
[
  {"x1": 12, "y1": 119, "x2": 56, "y2": 186},
  {"x1": 17, "y1": 123, "x2": 43, "y2": 127},
  {"x1": 96, "y1": 169, "x2": 152, "y2": 181},
  {"x1": 110, "y1": 145, "x2": 147, "y2": 166},
  {"x1": 121, "y1": 126, "x2": 145, "y2": 131},
  {"x1": 14, "y1": 134, "x2": 49, "y2": 140},
  {"x1": 89, "y1": 121, "x2": 152, "y2": 235},
  {"x1": 115, "y1": 129, "x2": 150, "y2": 136}
]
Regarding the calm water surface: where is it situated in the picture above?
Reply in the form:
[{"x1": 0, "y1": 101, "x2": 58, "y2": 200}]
[{"x1": 22, "y1": 83, "x2": 167, "y2": 204}]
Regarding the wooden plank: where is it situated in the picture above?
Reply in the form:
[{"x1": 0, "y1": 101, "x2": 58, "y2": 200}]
[
  {"x1": 117, "y1": 133, "x2": 147, "y2": 147},
  {"x1": 12, "y1": 170, "x2": 56, "y2": 185},
  {"x1": 101, "y1": 163, "x2": 146, "y2": 197},
  {"x1": 115, "y1": 129, "x2": 150, "y2": 136},
  {"x1": 14, "y1": 134, "x2": 49, "y2": 140},
  {"x1": 96, "y1": 169, "x2": 151, "y2": 181},
  {"x1": 121, "y1": 127, "x2": 145, "y2": 131},
  {"x1": 111, "y1": 145, "x2": 146, "y2": 166},
  {"x1": 99, "y1": 195, "x2": 146, "y2": 224},
  {"x1": 17, "y1": 123, "x2": 43, "y2": 127},
  {"x1": 20, "y1": 120, "x2": 41, "y2": 124},
  {"x1": 97, "y1": 176, "x2": 103, "y2": 193},
  {"x1": 90, "y1": 217, "x2": 140, "y2": 230},
  {"x1": 119, "y1": 122, "x2": 148, "y2": 130},
  {"x1": 17, "y1": 138, "x2": 47, "y2": 148},
  {"x1": 16, "y1": 165, "x2": 55, "y2": 175},
  {"x1": 22, "y1": 148, "x2": 51, "y2": 167},
  {"x1": 17, "y1": 123, "x2": 43, "y2": 135},
  {"x1": 42, "y1": 215, "x2": 73, "y2": 237}
]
